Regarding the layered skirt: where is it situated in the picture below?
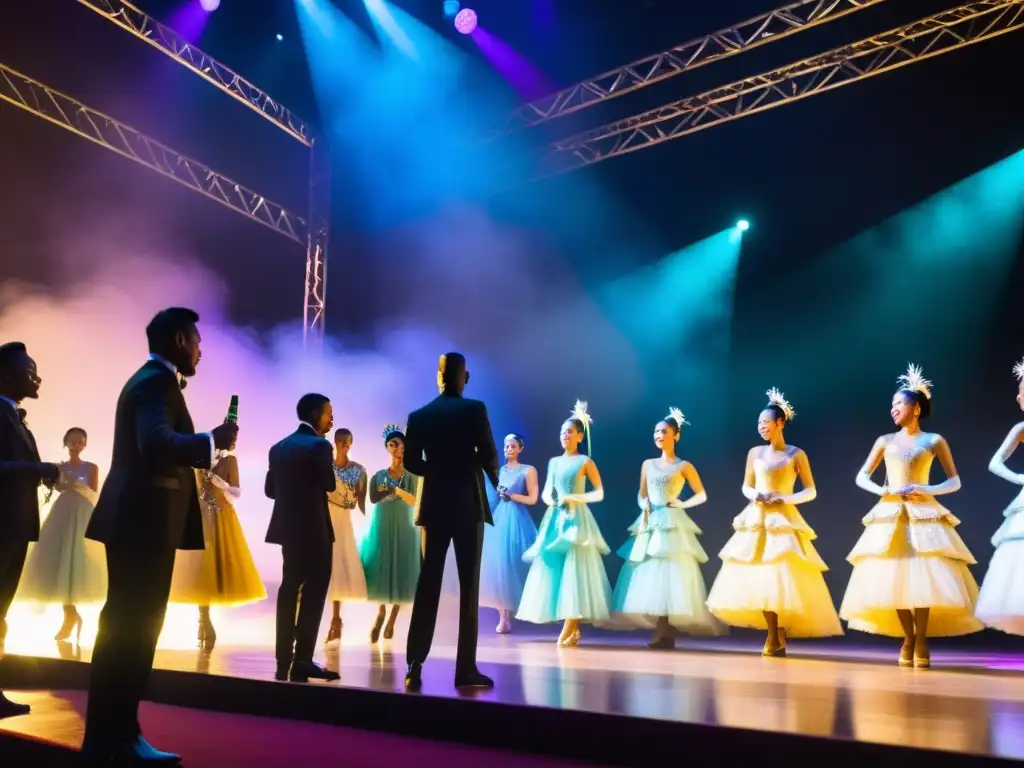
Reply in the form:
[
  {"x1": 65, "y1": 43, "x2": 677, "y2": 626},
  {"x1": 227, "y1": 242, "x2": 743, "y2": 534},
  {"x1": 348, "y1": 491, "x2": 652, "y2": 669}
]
[
  {"x1": 839, "y1": 497, "x2": 982, "y2": 637},
  {"x1": 706, "y1": 502, "x2": 843, "y2": 637}
]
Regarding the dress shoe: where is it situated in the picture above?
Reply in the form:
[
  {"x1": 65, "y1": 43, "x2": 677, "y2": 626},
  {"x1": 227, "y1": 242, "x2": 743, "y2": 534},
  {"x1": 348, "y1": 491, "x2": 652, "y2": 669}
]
[
  {"x1": 80, "y1": 735, "x2": 181, "y2": 763},
  {"x1": 289, "y1": 661, "x2": 339, "y2": 683},
  {"x1": 0, "y1": 693, "x2": 30, "y2": 719},
  {"x1": 404, "y1": 661, "x2": 422, "y2": 691},
  {"x1": 454, "y1": 669, "x2": 494, "y2": 689}
]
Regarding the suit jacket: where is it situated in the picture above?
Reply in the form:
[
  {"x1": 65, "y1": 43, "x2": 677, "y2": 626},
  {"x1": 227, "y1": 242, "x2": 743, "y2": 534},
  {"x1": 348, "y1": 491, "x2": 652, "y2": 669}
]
[
  {"x1": 0, "y1": 402, "x2": 47, "y2": 543},
  {"x1": 264, "y1": 424, "x2": 336, "y2": 549},
  {"x1": 404, "y1": 393, "x2": 499, "y2": 529},
  {"x1": 86, "y1": 360, "x2": 210, "y2": 551}
]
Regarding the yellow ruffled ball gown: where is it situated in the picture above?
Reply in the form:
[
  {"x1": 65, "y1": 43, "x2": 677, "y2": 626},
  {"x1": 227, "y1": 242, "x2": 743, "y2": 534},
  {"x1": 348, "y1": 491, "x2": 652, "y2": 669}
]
[
  {"x1": 706, "y1": 452, "x2": 843, "y2": 637},
  {"x1": 839, "y1": 440, "x2": 982, "y2": 637}
]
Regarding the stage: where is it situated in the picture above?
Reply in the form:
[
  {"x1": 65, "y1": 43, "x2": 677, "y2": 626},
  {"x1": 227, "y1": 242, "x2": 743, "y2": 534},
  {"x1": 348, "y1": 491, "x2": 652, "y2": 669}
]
[{"x1": 3, "y1": 602, "x2": 1024, "y2": 765}]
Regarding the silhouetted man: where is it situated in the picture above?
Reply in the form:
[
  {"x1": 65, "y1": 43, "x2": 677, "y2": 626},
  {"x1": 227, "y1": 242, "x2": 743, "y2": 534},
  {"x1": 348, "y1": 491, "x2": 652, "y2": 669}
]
[
  {"x1": 404, "y1": 352, "x2": 499, "y2": 690},
  {"x1": 83, "y1": 308, "x2": 238, "y2": 763},
  {"x1": 0, "y1": 342, "x2": 59, "y2": 719},
  {"x1": 265, "y1": 393, "x2": 340, "y2": 683}
]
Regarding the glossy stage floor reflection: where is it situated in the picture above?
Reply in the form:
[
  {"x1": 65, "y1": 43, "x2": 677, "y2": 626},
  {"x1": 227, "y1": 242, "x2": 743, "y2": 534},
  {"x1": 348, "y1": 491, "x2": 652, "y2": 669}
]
[{"x1": 8, "y1": 595, "x2": 1024, "y2": 761}]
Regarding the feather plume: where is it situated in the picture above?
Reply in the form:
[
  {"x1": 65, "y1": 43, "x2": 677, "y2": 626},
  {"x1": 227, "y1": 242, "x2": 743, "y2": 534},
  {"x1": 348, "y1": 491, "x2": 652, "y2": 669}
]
[
  {"x1": 896, "y1": 363, "x2": 933, "y2": 399},
  {"x1": 570, "y1": 400, "x2": 592, "y2": 428},
  {"x1": 765, "y1": 388, "x2": 796, "y2": 420},
  {"x1": 1014, "y1": 358, "x2": 1024, "y2": 383},
  {"x1": 666, "y1": 407, "x2": 689, "y2": 428}
]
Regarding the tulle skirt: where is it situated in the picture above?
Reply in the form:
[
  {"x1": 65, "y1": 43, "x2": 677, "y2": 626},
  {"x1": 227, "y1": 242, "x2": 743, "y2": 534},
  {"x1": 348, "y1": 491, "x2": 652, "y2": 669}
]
[
  {"x1": 516, "y1": 503, "x2": 612, "y2": 624},
  {"x1": 706, "y1": 502, "x2": 843, "y2": 637},
  {"x1": 328, "y1": 504, "x2": 368, "y2": 601},
  {"x1": 839, "y1": 498, "x2": 982, "y2": 637},
  {"x1": 609, "y1": 505, "x2": 722, "y2": 634},
  {"x1": 968, "y1": 504, "x2": 1024, "y2": 635},
  {"x1": 169, "y1": 502, "x2": 266, "y2": 607},
  {"x1": 360, "y1": 502, "x2": 421, "y2": 605},
  {"x1": 481, "y1": 500, "x2": 538, "y2": 610},
  {"x1": 18, "y1": 489, "x2": 107, "y2": 605}
]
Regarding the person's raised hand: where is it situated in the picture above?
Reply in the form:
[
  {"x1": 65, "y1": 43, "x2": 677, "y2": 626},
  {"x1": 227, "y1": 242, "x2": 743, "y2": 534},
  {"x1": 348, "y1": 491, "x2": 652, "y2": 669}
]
[{"x1": 212, "y1": 421, "x2": 239, "y2": 451}]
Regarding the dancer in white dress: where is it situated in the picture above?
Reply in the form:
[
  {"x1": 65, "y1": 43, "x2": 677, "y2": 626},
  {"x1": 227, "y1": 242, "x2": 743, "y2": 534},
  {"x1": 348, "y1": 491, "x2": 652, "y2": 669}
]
[
  {"x1": 18, "y1": 427, "x2": 107, "y2": 643},
  {"x1": 324, "y1": 428, "x2": 368, "y2": 644},
  {"x1": 839, "y1": 364, "x2": 982, "y2": 668},
  {"x1": 610, "y1": 409, "x2": 721, "y2": 647},
  {"x1": 975, "y1": 357, "x2": 1024, "y2": 635}
]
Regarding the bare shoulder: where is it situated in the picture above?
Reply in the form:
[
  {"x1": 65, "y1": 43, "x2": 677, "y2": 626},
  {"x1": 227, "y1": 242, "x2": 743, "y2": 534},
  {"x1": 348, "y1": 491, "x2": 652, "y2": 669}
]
[
  {"x1": 1010, "y1": 422, "x2": 1024, "y2": 442},
  {"x1": 787, "y1": 445, "x2": 807, "y2": 461},
  {"x1": 925, "y1": 432, "x2": 949, "y2": 449},
  {"x1": 745, "y1": 446, "x2": 762, "y2": 461}
]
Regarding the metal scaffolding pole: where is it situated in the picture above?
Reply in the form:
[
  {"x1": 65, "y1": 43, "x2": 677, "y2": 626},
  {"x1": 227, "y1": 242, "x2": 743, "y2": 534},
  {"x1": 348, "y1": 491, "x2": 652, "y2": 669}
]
[
  {"x1": 490, "y1": 0, "x2": 884, "y2": 138},
  {"x1": 532, "y1": 0, "x2": 1023, "y2": 179},
  {"x1": 76, "y1": 0, "x2": 331, "y2": 344},
  {"x1": 0, "y1": 62, "x2": 306, "y2": 243}
]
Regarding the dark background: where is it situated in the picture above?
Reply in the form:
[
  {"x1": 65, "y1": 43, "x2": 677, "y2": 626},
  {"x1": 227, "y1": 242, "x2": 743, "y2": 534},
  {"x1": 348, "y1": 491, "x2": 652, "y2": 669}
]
[{"x1": 2, "y1": 0, "x2": 1023, "y2": 645}]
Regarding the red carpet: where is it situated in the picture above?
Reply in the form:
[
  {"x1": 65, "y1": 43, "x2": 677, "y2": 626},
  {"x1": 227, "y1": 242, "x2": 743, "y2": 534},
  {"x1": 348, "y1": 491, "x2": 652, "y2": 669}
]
[{"x1": 0, "y1": 690, "x2": 598, "y2": 766}]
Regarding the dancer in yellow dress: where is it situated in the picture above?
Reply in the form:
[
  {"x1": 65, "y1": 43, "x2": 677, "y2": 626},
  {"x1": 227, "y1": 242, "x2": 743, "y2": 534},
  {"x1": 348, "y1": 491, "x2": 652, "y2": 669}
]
[
  {"x1": 169, "y1": 452, "x2": 267, "y2": 650},
  {"x1": 839, "y1": 364, "x2": 982, "y2": 668},
  {"x1": 706, "y1": 389, "x2": 842, "y2": 656}
]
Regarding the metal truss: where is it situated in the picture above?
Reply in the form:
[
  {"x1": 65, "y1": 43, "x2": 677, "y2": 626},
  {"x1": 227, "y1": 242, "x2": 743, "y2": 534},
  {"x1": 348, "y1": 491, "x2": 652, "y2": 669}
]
[
  {"x1": 73, "y1": 0, "x2": 330, "y2": 344},
  {"x1": 491, "y1": 0, "x2": 884, "y2": 138},
  {"x1": 76, "y1": 0, "x2": 312, "y2": 146},
  {"x1": 534, "y1": 0, "x2": 1024, "y2": 179},
  {"x1": 0, "y1": 62, "x2": 306, "y2": 242}
]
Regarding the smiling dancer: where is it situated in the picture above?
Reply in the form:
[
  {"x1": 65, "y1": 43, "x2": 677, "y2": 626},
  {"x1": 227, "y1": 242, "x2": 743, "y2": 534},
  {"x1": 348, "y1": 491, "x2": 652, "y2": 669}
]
[
  {"x1": 516, "y1": 401, "x2": 612, "y2": 647},
  {"x1": 610, "y1": 409, "x2": 721, "y2": 647},
  {"x1": 706, "y1": 389, "x2": 842, "y2": 657},
  {"x1": 839, "y1": 364, "x2": 982, "y2": 668}
]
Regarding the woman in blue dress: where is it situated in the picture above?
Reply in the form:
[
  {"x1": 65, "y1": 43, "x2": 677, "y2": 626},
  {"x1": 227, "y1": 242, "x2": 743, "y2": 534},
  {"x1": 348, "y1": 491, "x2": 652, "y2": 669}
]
[
  {"x1": 359, "y1": 424, "x2": 421, "y2": 643},
  {"x1": 516, "y1": 401, "x2": 613, "y2": 646},
  {"x1": 483, "y1": 434, "x2": 539, "y2": 634}
]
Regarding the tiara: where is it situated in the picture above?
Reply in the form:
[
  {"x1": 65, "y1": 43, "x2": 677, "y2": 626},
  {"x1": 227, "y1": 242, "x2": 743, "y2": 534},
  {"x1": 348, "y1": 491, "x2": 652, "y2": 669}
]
[
  {"x1": 766, "y1": 388, "x2": 795, "y2": 420},
  {"x1": 666, "y1": 407, "x2": 690, "y2": 428},
  {"x1": 896, "y1": 363, "x2": 932, "y2": 399},
  {"x1": 570, "y1": 400, "x2": 592, "y2": 429},
  {"x1": 1014, "y1": 358, "x2": 1024, "y2": 383},
  {"x1": 382, "y1": 423, "x2": 404, "y2": 439},
  {"x1": 504, "y1": 433, "x2": 524, "y2": 446}
]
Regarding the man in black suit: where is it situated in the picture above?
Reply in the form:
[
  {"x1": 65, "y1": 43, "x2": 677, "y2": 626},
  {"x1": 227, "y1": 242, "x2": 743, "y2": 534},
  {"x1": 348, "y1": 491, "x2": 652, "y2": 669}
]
[
  {"x1": 265, "y1": 393, "x2": 340, "y2": 684},
  {"x1": 83, "y1": 308, "x2": 238, "y2": 763},
  {"x1": 404, "y1": 352, "x2": 499, "y2": 691},
  {"x1": 0, "y1": 342, "x2": 60, "y2": 719}
]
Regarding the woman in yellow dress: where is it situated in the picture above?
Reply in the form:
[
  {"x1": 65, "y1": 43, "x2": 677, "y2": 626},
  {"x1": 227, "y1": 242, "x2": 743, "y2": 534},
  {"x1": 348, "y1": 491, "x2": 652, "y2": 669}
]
[
  {"x1": 706, "y1": 389, "x2": 842, "y2": 656},
  {"x1": 839, "y1": 364, "x2": 982, "y2": 668},
  {"x1": 169, "y1": 452, "x2": 267, "y2": 650}
]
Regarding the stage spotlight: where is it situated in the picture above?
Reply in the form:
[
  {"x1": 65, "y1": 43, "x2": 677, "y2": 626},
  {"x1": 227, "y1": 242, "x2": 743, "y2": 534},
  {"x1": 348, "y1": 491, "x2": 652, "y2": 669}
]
[
  {"x1": 736, "y1": 219, "x2": 750, "y2": 232},
  {"x1": 443, "y1": 0, "x2": 460, "y2": 18},
  {"x1": 198, "y1": 0, "x2": 220, "y2": 11},
  {"x1": 454, "y1": 8, "x2": 477, "y2": 34},
  {"x1": 276, "y1": 33, "x2": 284, "y2": 41}
]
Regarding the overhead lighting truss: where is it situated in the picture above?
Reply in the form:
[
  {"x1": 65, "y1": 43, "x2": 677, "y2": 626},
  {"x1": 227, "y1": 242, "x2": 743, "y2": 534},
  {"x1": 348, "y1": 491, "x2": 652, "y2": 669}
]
[
  {"x1": 76, "y1": 0, "x2": 312, "y2": 146},
  {"x1": 534, "y1": 0, "x2": 1024, "y2": 179},
  {"x1": 490, "y1": 0, "x2": 884, "y2": 138},
  {"x1": 0, "y1": 63, "x2": 306, "y2": 243}
]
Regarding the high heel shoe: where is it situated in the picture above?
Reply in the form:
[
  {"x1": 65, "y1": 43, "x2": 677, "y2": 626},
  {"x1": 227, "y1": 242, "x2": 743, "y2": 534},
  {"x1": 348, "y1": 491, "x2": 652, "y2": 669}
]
[
  {"x1": 383, "y1": 622, "x2": 396, "y2": 641},
  {"x1": 55, "y1": 610, "x2": 82, "y2": 643},
  {"x1": 198, "y1": 613, "x2": 216, "y2": 652},
  {"x1": 370, "y1": 614, "x2": 385, "y2": 644},
  {"x1": 325, "y1": 616, "x2": 342, "y2": 644}
]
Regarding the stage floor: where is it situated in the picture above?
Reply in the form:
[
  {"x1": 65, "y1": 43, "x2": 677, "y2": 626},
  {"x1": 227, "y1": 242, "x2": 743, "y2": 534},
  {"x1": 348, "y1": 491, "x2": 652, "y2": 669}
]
[
  {"x1": 8, "y1": 632, "x2": 1024, "y2": 760},
  {"x1": 6, "y1": 600, "x2": 1024, "y2": 761}
]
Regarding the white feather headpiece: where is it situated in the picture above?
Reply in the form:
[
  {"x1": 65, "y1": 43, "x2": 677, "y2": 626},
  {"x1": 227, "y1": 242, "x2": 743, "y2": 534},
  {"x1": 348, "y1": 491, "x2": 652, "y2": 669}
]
[
  {"x1": 1013, "y1": 358, "x2": 1024, "y2": 383},
  {"x1": 896, "y1": 363, "x2": 933, "y2": 400},
  {"x1": 666, "y1": 407, "x2": 689, "y2": 428},
  {"x1": 570, "y1": 400, "x2": 592, "y2": 429},
  {"x1": 765, "y1": 388, "x2": 795, "y2": 421}
]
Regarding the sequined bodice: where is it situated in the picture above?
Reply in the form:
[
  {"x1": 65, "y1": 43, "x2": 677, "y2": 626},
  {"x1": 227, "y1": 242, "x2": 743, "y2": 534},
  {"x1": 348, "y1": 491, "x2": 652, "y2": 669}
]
[
  {"x1": 883, "y1": 442, "x2": 933, "y2": 487},
  {"x1": 753, "y1": 454, "x2": 798, "y2": 494},
  {"x1": 499, "y1": 464, "x2": 529, "y2": 496},
  {"x1": 646, "y1": 460, "x2": 686, "y2": 506},
  {"x1": 550, "y1": 454, "x2": 588, "y2": 496},
  {"x1": 59, "y1": 461, "x2": 91, "y2": 487},
  {"x1": 329, "y1": 461, "x2": 366, "y2": 510}
]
